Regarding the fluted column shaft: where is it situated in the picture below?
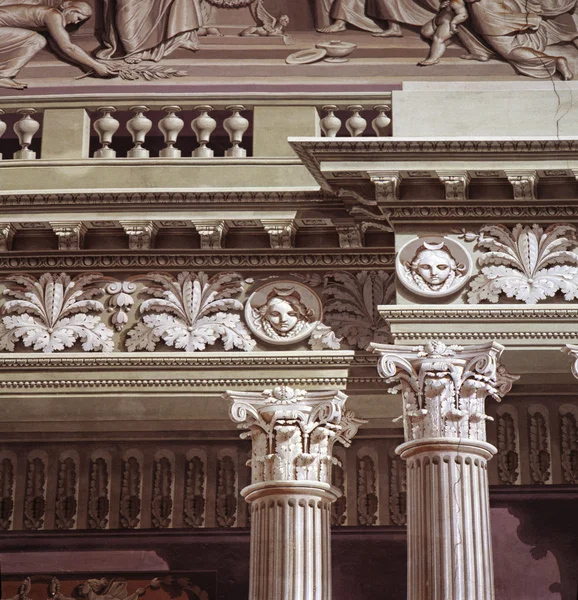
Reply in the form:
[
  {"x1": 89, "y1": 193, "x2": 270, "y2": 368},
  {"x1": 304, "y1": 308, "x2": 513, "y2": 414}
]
[
  {"x1": 226, "y1": 386, "x2": 364, "y2": 600},
  {"x1": 372, "y1": 341, "x2": 518, "y2": 600}
]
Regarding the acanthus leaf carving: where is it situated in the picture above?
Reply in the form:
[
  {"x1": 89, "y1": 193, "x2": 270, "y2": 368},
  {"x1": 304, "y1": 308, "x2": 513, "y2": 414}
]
[
  {"x1": 322, "y1": 271, "x2": 394, "y2": 350},
  {"x1": 0, "y1": 273, "x2": 114, "y2": 353},
  {"x1": 23, "y1": 456, "x2": 46, "y2": 530},
  {"x1": 496, "y1": 411, "x2": 520, "y2": 485},
  {"x1": 184, "y1": 456, "x2": 206, "y2": 528},
  {"x1": 216, "y1": 455, "x2": 237, "y2": 528},
  {"x1": 119, "y1": 455, "x2": 141, "y2": 529},
  {"x1": 528, "y1": 410, "x2": 551, "y2": 485},
  {"x1": 0, "y1": 456, "x2": 15, "y2": 531},
  {"x1": 357, "y1": 454, "x2": 378, "y2": 526},
  {"x1": 560, "y1": 410, "x2": 578, "y2": 484},
  {"x1": 389, "y1": 454, "x2": 406, "y2": 526},
  {"x1": 88, "y1": 456, "x2": 110, "y2": 530},
  {"x1": 151, "y1": 456, "x2": 173, "y2": 528},
  {"x1": 54, "y1": 456, "x2": 78, "y2": 530},
  {"x1": 126, "y1": 271, "x2": 255, "y2": 352},
  {"x1": 468, "y1": 224, "x2": 578, "y2": 304},
  {"x1": 372, "y1": 341, "x2": 518, "y2": 443}
]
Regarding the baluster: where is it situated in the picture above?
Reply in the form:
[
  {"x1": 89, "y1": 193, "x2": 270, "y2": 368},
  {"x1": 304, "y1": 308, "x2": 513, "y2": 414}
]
[
  {"x1": 159, "y1": 105, "x2": 184, "y2": 158},
  {"x1": 192, "y1": 105, "x2": 216, "y2": 157},
  {"x1": 93, "y1": 106, "x2": 119, "y2": 158},
  {"x1": 372, "y1": 104, "x2": 391, "y2": 137},
  {"x1": 345, "y1": 104, "x2": 367, "y2": 137},
  {"x1": 320, "y1": 104, "x2": 341, "y2": 137},
  {"x1": 0, "y1": 109, "x2": 6, "y2": 160},
  {"x1": 127, "y1": 105, "x2": 152, "y2": 158},
  {"x1": 224, "y1": 104, "x2": 249, "y2": 158},
  {"x1": 14, "y1": 108, "x2": 40, "y2": 160}
]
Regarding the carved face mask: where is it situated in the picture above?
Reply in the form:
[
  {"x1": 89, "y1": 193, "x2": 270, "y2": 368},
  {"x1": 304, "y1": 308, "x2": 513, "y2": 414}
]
[
  {"x1": 265, "y1": 299, "x2": 299, "y2": 333},
  {"x1": 414, "y1": 250, "x2": 453, "y2": 286}
]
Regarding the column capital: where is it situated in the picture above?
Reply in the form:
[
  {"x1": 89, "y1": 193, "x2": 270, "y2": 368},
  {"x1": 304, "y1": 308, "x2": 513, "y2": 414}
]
[
  {"x1": 371, "y1": 341, "x2": 518, "y2": 443},
  {"x1": 226, "y1": 385, "x2": 364, "y2": 486}
]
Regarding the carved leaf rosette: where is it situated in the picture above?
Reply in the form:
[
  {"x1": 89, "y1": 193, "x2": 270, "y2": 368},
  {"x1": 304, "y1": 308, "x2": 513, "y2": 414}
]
[
  {"x1": 372, "y1": 341, "x2": 518, "y2": 443},
  {"x1": 468, "y1": 223, "x2": 578, "y2": 304}
]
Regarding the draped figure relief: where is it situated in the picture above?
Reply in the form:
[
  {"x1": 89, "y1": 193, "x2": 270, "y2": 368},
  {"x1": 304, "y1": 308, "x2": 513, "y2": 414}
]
[
  {"x1": 0, "y1": 0, "x2": 114, "y2": 89},
  {"x1": 314, "y1": 0, "x2": 384, "y2": 33},
  {"x1": 96, "y1": 0, "x2": 206, "y2": 63}
]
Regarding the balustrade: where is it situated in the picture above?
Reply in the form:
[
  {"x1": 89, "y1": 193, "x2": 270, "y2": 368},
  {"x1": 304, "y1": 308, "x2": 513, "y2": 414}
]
[{"x1": 0, "y1": 97, "x2": 393, "y2": 161}]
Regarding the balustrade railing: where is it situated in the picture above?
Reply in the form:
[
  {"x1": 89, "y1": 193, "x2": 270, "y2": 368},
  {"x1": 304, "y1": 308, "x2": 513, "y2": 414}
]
[{"x1": 0, "y1": 95, "x2": 393, "y2": 161}]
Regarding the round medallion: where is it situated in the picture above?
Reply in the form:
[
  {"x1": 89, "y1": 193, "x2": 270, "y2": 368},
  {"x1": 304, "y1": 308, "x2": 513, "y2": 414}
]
[
  {"x1": 396, "y1": 236, "x2": 472, "y2": 298},
  {"x1": 245, "y1": 281, "x2": 323, "y2": 345}
]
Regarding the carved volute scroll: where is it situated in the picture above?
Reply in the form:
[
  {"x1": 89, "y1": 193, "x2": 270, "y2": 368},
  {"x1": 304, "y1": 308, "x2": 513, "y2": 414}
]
[{"x1": 372, "y1": 341, "x2": 518, "y2": 443}]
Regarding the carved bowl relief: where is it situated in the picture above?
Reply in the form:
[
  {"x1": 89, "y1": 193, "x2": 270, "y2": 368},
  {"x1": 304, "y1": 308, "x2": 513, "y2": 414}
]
[
  {"x1": 396, "y1": 236, "x2": 472, "y2": 298},
  {"x1": 244, "y1": 281, "x2": 323, "y2": 345}
]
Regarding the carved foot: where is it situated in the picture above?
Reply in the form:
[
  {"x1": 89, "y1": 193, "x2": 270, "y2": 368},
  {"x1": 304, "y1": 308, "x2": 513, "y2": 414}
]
[
  {"x1": 372, "y1": 27, "x2": 403, "y2": 38},
  {"x1": 0, "y1": 77, "x2": 27, "y2": 89},
  {"x1": 180, "y1": 40, "x2": 200, "y2": 51},
  {"x1": 199, "y1": 27, "x2": 222, "y2": 37},
  {"x1": 417, "y1": 58, "x2": 439, "y2": 66},
  {"x1": 557, "y1": 57, "x2": 574, "y2": 80},
  {"x1": 460, "y1": 52, "x2": 490, "y2": 62},
  {"x1": 317, "y1": 23, "x2": 347, "y2": 33}
]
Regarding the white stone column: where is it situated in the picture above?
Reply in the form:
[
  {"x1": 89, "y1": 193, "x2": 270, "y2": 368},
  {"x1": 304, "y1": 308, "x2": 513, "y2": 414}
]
[
  {"x1": 226, "y1": 385, "x2": 364, "y2": 600},
  {"x1": 371, "y1": 341, "x2": 518, "y2": 600}
]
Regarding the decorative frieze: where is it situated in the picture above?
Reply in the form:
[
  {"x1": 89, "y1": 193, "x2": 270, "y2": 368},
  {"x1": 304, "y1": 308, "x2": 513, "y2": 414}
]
[
  {"x1": 151, "y1": 452, "x2": 175, "y2": 528},
  {"x1": 54, "y1": 452, "x2": 79, "y2": 530},
  {"x1": 183, "y1": 452, "x2": 206, "y2": 528},
  {"x1": 528, "y1": 404, "x2": 552, "y2": 485},
  {"x1": 23, "y1": 453, "x2": 47, "y2": 531},
  {"x1": 495, "y1": 405, "x2": 521, "y2": 485},
  {"x1": 559, "y1": 405, "x2": 578, "y2": 484},
  {"x1": 119, "y1": 452, "x2": 143, "y2": 529},
  {"x1": 88, "y1": 453, "x2": 111, "y2": 530},
  {"x1": 0, "y1": 453, "x2": 16, "y2": 531},
  {"x1": 216, "y1": 453, "x2": 237, "y2": 528},
  {"x1": 357, "y1": 450, "x2": 379, "y2": 526}
]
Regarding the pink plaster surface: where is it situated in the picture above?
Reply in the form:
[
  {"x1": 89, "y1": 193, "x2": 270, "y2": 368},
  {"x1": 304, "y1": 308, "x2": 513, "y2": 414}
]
[{"x1": 492, "y1": 508, "x2": 561, "y2": 600}]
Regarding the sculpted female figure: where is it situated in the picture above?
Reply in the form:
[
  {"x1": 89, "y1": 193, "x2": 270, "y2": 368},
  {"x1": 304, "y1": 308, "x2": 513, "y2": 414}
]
[
  {"x1": 0, "y1": 1, "x2": 113, "y2": 90},
  {"x1": 97, "y1": 0, "x2": 206, "y2": 63}
]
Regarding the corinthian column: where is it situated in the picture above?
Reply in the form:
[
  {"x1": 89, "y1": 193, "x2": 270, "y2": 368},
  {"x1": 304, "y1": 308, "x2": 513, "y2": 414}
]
[
  {"x1": 371, "y1": 341, "x2": 518, "y2": 600},
  {"x1": 226, "y1": 385, "x2": 364, "y2": 600}
]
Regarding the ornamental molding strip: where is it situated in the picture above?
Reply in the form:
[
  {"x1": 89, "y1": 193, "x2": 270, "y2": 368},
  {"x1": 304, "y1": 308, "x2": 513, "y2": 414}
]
[{"x1": 0, "y1": 250, "x2": 395, "y2": 272}]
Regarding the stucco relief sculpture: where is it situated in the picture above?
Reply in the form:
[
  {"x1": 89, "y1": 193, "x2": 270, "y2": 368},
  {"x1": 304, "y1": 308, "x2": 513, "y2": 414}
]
[
  {"x1": 245, "y1": 280, "x2": 331, "y2": 346},
  {"x1": 239, "y1": 1, "x2": 292, "y2": 43},
  {"x1": 126, "y1": 271, "x2": 256, "y2": 352},
  {"x1": 315, "y1": 0, "x2": 384, "y2": 34},
  {"x1": 397, "y1": 236, "x2": 471, "y2": 298},
  {"x1": 467, "y1": 223, "x2": 578, "y2": 303},
  {"x1": 0, "y1": 1, "x2": 115, "y2": 90},
  {"x1": 0, "y1": 273, "x2": 114, "y2": 353}
]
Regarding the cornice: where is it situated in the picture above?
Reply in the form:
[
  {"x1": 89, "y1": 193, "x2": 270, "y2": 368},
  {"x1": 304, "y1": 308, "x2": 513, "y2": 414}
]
[
  {"x1": 0, "y1": 250, "x2": 394, "y2": 272},
  {"x1": 0, "y1": 351, "x2": 355, "y2": 370},
  {"x1": 379, "y1": 305, "x2": 578, "y2": 320},
  {"x1": 0, "y1": 190, "x2": 335, "y2": 209}
]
